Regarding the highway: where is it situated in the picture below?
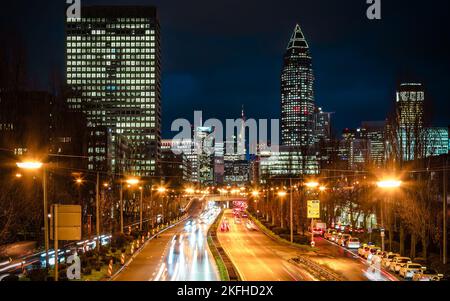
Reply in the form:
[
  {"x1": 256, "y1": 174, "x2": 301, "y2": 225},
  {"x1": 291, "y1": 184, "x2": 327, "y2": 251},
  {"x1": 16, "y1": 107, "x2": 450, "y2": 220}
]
[
  {"x1": 114, "y1": 200, "x2": 220, "y2": 281},
  {"x1": 310, "y1": 237, "x2": 396, "y2": 281},
  {"x1": 217, "y1": 209, "x2": 395, "y2": 281},
  {"x1": 217, "y1": 210, "x2": 317, "y2": 281}
]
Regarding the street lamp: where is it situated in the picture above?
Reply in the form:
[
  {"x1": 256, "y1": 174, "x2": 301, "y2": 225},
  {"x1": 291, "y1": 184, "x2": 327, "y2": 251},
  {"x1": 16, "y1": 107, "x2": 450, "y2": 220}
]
[
  {"x1": 376, "y1": 178, "x2": 402, "y2": 252},
  {"x1": 119, "y1": 177, "x2": 140, "y2": 233},
  {"x1": 305, "y1": 181, "x2": 319, "y2": 189},
  {"x1": 16, "y1": 161, "x2": 49, "y2": 268}
]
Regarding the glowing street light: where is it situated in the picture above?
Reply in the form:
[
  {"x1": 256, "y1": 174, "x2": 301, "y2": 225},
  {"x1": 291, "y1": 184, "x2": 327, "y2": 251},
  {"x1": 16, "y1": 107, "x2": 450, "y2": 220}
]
[
  {"x1": 277, "y1": 191, "x2": 287, "y2": 197},
  {"x1": 16, "y1": 161, "x2": 43, "y2": 170},
  {"x1": 16, "y1": 160, "x2": 49, "y2": 267},
  {"x1": 157, "y1": 186, "x2": 167, "y2": 193},
  {"x1": 126, "y1": 178, "x2": 140, "y2": 186},
  {"x1": 376, "y1": 178, "x2": 402, "y2": 252},
  {"x1": 377, "y1": 180, "x2": 402, "y2": 189},
  {"x1": 319, "y1": 186, "x2": 327, "y2": 192},
  {"x1": 252, "y1": 190, "x2": 260, "y2": 197},
  {"x1": 305, "y1": 181, "x2": 320, "y2": 189}
]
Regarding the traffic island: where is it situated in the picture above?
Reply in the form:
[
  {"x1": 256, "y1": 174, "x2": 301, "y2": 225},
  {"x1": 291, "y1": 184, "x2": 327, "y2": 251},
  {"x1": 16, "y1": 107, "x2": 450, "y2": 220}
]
[{"x1": 207, "y1": 210, "x2": 241, "y2": 281}]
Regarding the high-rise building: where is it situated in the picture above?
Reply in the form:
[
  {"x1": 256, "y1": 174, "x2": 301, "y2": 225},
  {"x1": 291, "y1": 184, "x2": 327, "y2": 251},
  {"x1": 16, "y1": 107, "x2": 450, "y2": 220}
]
[
  {"x1": 425, "y1": 127, "x2": 449, "y2": 157},
  {"x1": 65, "y1": 6, "x2": 161, "y2": 177},
  {"x1": 313, "y1": 107, "x2": 332, "y2": 143},
  {"x1": 281, "y1": 24, "x2": 315, "y2": 147},
  {"x1": 395, "y1": 83, "x2": 425, "y2": 161},
  {"x1": 195, "y1": 126, "x2": 214, "y2": 185},
  {"x1": 360, "y1": 121, "x2": 387, "y2": 167}
]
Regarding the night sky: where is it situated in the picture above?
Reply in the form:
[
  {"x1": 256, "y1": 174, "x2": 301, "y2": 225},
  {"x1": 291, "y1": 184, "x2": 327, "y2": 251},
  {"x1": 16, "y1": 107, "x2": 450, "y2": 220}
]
[{"x1": 1, "y1": 0, "x2": 449, "y2": 138}]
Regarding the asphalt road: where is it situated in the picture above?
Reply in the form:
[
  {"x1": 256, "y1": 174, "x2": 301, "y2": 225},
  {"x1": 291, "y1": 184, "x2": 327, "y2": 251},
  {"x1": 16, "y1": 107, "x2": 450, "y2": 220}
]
[
  {"x1": 114, "y1": 200, "x2": 220, "y2": 281},
  {"x1": 217, "y1": 210, "x2": 317, "y2": 281},
  {"x1": 217, "y1": 209, "x2": 395, "y2": 281},
  {"x1": 310, "y1": 237, "x2": 397, "y2": 281}
]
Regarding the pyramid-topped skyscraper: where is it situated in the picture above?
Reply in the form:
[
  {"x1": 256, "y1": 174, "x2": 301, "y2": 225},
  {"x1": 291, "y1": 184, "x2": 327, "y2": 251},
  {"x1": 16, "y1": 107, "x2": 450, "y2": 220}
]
[{"x1": 280, "y1": 24, "x2": 315, "y2": 147}]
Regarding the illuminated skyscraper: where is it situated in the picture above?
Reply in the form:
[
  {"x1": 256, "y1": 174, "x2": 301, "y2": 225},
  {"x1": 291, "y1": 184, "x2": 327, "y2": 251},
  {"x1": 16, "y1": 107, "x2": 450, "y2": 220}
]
[
  {"x1": 65, "y1": 6, "x2": 161, "y2": 176},
  {"x1": 395, "y1": 83, "x2": 425, "y2": 160},
  {"x1": 280, "y1": 24, "x2": 315, "y2": 147}
]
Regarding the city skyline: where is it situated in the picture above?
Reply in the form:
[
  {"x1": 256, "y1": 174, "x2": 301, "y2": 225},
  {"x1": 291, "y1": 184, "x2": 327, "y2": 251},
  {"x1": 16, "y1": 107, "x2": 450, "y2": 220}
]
[
  {"x1": 1, "y1": 1, "x2": 450, "y2": 287},
  {"x1": 1, "y1": 0, "x2": 449, "y2": 139}
]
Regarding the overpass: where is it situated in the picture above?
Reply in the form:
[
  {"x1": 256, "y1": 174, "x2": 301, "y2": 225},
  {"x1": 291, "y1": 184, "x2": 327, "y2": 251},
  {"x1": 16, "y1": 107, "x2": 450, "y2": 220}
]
[{"x1": 192, "y1": 194, "x2": 247, "y2": 202}]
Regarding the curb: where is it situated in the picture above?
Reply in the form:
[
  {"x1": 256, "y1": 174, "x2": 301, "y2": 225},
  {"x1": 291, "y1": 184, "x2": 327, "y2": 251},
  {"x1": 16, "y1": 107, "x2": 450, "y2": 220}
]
[{"x1": 207, "y1": 210, "x2": 241, "y2": 281}]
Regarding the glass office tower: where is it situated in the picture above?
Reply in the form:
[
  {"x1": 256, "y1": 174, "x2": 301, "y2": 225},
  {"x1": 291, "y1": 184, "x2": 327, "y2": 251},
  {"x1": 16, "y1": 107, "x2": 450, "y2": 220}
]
[
  {"x1": 281, "y1": 24, "x2": 315, "y2": 147},
  {"x1": 65, "y1": 6, "x2": 161, "y2": 176}
]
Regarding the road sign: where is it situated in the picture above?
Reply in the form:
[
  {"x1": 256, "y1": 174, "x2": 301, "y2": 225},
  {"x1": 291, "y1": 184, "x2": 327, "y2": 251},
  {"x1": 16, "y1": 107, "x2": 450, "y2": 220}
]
[
  {"x1": 50, "y1": 205, "x2": 81, "y2": 240},
  {"x1": 307, "y1": 200, "x2": 320, "y2": 219}
]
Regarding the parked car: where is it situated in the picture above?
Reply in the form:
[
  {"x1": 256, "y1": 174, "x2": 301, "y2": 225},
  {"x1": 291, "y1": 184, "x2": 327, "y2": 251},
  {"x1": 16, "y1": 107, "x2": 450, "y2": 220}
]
[
  {"x1": 389, "y1": 257, "x2": 412, "y2": 273},
  {"x1": 337, "y1": 234, "x2": 352, "y2": 246},
  {"x1": 399, "y1": 263, "x2": 424, "y2": 279},
  {"x1": 370, "y1": 251, "x2": 387, "y2": 266},
  {"x1": 324, "y1": 229, "x2": 335, "y2": 240},
  {"x1": 358, "y1": 245, "x2": 370, "y2": 257},
  {"x1": 334, "y1": 233, "x2": 343, "y2": 244},
  {"x1": 365, "y1": 246, "x2": 381, "y2": 260},
  {"x1": 331, "y1": 232, "x2": 340, "y2": 243},
  {"x1": 412, "y1": 268, "x2": 443, "y2": 281},
  {"x1": 346, "y1": 238, "x2": 361, "y2": 249},
  {"x1": 382, "y1": 253, "x2": 400, "y2": 269}
]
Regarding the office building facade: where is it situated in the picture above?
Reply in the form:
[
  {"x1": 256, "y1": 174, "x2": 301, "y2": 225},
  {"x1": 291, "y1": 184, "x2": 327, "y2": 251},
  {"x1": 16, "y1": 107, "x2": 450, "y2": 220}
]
[{"x1": 65, "y1": 6, "x2": 161, "y2": 176}]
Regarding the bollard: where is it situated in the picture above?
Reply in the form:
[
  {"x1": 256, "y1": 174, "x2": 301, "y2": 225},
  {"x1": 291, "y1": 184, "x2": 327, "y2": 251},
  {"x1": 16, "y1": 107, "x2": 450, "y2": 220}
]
[
  {"x1": 108, "y1": 259, "x2": 113, "y2": 277},
  {"x1": 147, "y1": 231, "x2": 150, "y2": 239},
  {"x1": 141, "y1": 235, "x2": 145, "y2": 244},
  {"x1": 130, "y1": 241, "x2": 135, "y2": 254},
  {"x1": 136, "y1": 239, "x2": 140, "y2": 249},
  {"x1": 120, "y1": 253, "x2": 125, "y2": 265}
]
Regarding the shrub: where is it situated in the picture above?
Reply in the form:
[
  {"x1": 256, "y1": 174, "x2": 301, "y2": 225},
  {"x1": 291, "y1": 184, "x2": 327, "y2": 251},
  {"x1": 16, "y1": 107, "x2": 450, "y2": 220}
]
[
  {"x1": 111, "y1": 232, "x2": 132, "y2": 249},
  {"x1": 27, "y1": 268, "x2": 48, "y2": 281}
]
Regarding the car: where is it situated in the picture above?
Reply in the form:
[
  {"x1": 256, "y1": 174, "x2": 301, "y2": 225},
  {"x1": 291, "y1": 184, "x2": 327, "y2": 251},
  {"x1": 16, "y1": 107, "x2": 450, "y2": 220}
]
[
  {"x1": 324, "y1": 229, "x2": 335, "y2": 240},
  {"x1": 412, "y1": 268, "x2": 443, "y2": 281},
  {"x1": 220, "y1": 221, "x2": 230, "y2": 232},
  {"x1": 346, "y1": 237, "x2": 361, "y2": 249},
  {"x1": 246, "y1": 220, "x2": 256, "y2": 231},
  {"x1": 382, "y1": 253, "x2": 400, "y2": 268},
  {"x1": 366, "y1": 246, "x2": 381, "y2": 260},
  {"x1": 389, "y1": 257, "x2": 412, "y2": 273},
  {"x1": 337, "y1": 234, "x2": 352, "y2": 246},
  {"x1": 331, "y1": 232, "x2": 340, "y2": 243},
  {"x1": 310, "y1": 228, "x2": 324, "y2": 236},
  {"x1": 242, "y1": 213, "x2": 248, "y2": 218},
  {"x1": 370, "y1": 251, "x2": 387, "y2": 266},
  {"x1": 358, "y1": 245, "x2": 370, "y2": 257},
  {"x1": 399, "y1": 263, "x2": 424, "y2": 279}
]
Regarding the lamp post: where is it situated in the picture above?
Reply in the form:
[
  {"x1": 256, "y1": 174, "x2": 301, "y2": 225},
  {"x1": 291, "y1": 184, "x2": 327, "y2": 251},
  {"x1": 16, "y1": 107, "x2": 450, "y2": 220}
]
[
  {"x1": 139, "y1": 186, "x2": 144, "y2": 231},
  {"x1": 16, "y1": 161, "x2": 49, "y2": 268},
  {"x1": 119, "y1": 177, "x2": 140, "y2": 233},
  {"x1": 376, "y1": 179, "x2": 402, "y2": 252},
  {"x1": 277, "y1": 190, "x2": 287, "y2": 230}
]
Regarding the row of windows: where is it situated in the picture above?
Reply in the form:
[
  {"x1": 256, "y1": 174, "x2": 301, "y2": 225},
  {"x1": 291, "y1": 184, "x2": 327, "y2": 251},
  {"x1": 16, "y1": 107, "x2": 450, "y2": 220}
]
[
  {"x1": 68, "y1": 66, "x2": 154, "y2": 72},
  {"x1": 67, "y1": 18, "x2": 154, "y2": 23},
  {"x1": 67, "y1": 59, "x2": 155, "y2": 66},
  {"x1": 67, "y1": 34, "x2": 154, "y2": 41},
  {"x1": 67, "y1": 80, "x2": 156, "y2": 87},
  {"x1": 68, "y1": 54, "x2": 155, "y2": 59},
  {"x1": 67, "y1": 48, "x2": 154, "y2": 54}
]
